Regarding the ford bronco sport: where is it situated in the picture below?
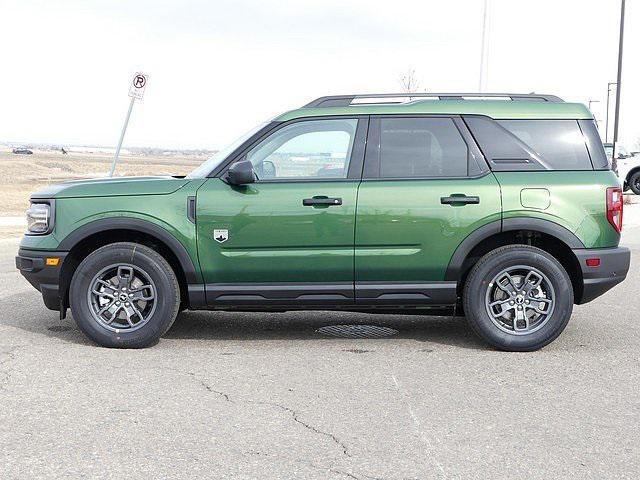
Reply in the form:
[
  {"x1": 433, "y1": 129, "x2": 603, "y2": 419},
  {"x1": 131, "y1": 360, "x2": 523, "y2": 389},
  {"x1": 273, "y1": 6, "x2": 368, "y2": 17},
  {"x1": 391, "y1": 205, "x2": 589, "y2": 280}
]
[{"x1": 16, "y1": 93, "x2": 630, "y2": 351}]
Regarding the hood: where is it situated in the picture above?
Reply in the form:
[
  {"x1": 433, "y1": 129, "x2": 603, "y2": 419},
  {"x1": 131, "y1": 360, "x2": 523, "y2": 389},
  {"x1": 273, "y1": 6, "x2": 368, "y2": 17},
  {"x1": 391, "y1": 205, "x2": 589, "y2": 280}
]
[{"x1": 30, "y1": 176, "x2": 191, "y2": 199}]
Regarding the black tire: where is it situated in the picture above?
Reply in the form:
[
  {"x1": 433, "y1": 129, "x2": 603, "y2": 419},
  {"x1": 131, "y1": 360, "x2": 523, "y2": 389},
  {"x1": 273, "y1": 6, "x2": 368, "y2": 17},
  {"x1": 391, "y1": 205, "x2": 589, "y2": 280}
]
[
  {"x1": 463, "y1": 245, "x2": 574, "y2": 352},
  {"x1": 628, "y1": 171, "x2": 640, "y2": 195},
  {"x1": 69, "y1": 242, "x2": 180, "y2": 348}
]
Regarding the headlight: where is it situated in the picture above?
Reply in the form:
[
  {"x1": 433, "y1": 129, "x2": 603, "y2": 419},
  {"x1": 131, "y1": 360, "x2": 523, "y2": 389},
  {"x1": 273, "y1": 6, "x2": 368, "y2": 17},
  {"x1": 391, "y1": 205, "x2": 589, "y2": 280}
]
[{"x1": 26, "y1": 202, "x2": 51, "y2": 234}]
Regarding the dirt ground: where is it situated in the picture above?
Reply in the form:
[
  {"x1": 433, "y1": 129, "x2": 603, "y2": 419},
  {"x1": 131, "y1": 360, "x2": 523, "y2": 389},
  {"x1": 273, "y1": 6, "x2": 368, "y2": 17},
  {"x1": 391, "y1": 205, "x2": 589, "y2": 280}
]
[{"x1": 0, "y1": 149, "x2": 204, "y2": 217}]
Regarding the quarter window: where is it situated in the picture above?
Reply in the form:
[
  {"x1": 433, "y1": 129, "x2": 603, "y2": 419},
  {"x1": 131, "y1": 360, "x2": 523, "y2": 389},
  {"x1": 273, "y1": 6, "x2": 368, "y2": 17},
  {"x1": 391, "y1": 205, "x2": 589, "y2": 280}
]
[
  {"x1": 497, "y1": 120, "x2": 592, "y2": 170},
  {"x1": 245, "y1": 119, "x2": 358, "y2": 180},
  {"x1": 376, "y1": 118, "x2": 468, "y2": 178}
]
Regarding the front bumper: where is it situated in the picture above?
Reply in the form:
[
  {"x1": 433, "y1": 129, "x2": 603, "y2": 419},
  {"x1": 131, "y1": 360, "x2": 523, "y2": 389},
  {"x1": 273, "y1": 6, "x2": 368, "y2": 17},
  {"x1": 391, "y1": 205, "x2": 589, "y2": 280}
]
[
  {"x1": 16, "y1": 249, "x2": 68, "y2": 311},
  {"x1": 573, "y1": 246, "x2": 630, "y2": 304}
]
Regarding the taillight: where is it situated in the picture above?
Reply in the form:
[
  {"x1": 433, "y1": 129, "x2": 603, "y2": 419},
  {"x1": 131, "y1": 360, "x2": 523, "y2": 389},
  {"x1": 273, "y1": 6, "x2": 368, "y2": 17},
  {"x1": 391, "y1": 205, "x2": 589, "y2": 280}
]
[{"x1": 606, "y1": 187, "x2": 623, "y2": 233}]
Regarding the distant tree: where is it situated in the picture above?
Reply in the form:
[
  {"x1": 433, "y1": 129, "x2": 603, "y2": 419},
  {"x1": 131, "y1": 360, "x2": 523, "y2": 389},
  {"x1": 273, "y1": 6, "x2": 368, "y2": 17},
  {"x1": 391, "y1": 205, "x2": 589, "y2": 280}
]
[{"x1": 399, "y1": 68, "x2": 422, "y2": 93}]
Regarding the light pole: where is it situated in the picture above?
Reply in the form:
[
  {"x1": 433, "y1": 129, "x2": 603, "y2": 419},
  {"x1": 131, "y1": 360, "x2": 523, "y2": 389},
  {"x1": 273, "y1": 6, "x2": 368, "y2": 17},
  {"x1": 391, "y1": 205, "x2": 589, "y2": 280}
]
[
  {"x1": 605, "y1": 82, "x2": 617, "y2": 143},
  {"x1": 588, "y1": 100, "x2": 600, "y2": 127},
  {"x1": 479, "y1": 0, "x2": 489, "y2": 92},
  {"x1": 612, "y1": 0, "x2": 625, "y2": 164}
]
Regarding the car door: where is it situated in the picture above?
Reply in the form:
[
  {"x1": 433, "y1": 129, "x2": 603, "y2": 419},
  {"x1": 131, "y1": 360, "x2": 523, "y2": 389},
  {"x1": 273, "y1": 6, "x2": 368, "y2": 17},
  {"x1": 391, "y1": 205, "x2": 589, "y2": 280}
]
[
  {"x1": 354, "y1": 115, "x2": 502, "y2": 305},
  {"x1": 196, "y1": 116, "x2": 367, "y2": 306}
]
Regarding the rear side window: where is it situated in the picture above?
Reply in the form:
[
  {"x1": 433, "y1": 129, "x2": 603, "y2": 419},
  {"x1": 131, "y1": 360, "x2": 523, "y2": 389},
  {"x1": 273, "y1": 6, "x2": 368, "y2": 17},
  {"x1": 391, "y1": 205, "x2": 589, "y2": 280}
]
[
  {"x1": 465, "y1": 116, "x2": 594, "y2": 171},
  {"x1": 579, "y1": 120, "x2": 609, "y2": 170},
  {"x1": 372, "y1": 118, "x2": 469, "y2": 178},
  {"x1": 498, "y1": 120, "x2": 592, "y2": 170}
]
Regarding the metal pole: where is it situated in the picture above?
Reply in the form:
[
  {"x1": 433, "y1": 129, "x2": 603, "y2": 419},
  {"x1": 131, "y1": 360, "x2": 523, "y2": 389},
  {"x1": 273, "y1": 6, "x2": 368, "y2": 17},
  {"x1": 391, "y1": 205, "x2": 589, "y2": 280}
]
[
  {"x1": 605, "y1": 82, "x2": 616, "y2": 143},
  {"x1": 612, "y1": 0, "x2": 625, "y2": 162},
  {"x1": 479, "y1": 0, "x2": 489, "y2": 92},
  {"x1": 588, "y1": 100, "x2": 600, "y2": 128},
  {"x1": 108, "y1": 96, "x2": 136, "y2": 177}
]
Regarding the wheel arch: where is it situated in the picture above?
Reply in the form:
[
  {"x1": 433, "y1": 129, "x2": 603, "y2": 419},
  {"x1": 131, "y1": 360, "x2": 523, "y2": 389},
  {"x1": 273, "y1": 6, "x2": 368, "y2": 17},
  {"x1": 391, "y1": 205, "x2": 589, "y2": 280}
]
[
  {"x1": 58, "y1": 218, "x2": 200, "y2": 310},
  {"x1": 446, "y1": 218, "x2": 584, "y2": 301}
]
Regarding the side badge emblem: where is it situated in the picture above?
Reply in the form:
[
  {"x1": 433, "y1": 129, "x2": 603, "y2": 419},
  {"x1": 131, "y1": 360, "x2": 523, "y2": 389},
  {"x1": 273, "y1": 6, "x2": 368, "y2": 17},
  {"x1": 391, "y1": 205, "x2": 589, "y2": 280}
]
[{"x1": 213, "y1": 229, "x2": 229, "y2": 243}]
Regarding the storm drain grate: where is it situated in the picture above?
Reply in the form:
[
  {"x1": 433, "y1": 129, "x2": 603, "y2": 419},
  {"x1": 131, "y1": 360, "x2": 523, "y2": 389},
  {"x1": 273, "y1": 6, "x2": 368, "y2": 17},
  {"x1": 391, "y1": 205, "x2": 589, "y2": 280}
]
[{"x1": 316, "y1": 325, "x2": 398, "y2": 339}]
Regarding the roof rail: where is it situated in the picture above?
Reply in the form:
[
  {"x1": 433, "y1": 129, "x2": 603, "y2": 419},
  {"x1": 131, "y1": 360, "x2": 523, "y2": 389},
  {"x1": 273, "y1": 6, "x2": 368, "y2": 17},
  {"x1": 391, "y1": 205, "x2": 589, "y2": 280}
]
[{"x1": 304, "y1": 93, "x2": 564, "y2": 108}]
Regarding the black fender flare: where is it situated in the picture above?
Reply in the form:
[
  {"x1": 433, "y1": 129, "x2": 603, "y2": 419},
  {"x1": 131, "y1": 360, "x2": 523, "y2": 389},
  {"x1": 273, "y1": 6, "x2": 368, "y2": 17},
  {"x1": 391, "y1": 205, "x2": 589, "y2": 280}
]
[
  {"x1": 58, "y1": 217, "x2": 200, "y2": 283},
  {"x1": 445, "y1": 217, "x2": 584, "y2": 281}
]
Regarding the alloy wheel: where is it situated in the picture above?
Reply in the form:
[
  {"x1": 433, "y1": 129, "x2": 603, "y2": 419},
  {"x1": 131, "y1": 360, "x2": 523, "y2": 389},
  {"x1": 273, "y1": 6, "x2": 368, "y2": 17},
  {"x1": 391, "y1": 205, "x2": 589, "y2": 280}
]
[
  {"x1": 484, "y1": 265, "x2": 555, "y2": 335},
  {"x1": 87, "y1": 264, "x2": 157, "y2": 332}
]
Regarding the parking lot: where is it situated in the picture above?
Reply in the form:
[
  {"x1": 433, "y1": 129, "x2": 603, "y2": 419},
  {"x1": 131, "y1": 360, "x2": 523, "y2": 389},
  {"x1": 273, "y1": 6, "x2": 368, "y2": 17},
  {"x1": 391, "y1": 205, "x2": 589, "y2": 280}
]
[{"x1": 1, "y1": 210, "x2": 639, "y2": 480}]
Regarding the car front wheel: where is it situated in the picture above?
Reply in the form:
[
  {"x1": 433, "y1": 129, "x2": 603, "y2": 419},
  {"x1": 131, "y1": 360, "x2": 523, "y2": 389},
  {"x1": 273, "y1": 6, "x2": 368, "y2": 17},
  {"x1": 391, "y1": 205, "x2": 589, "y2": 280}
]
[
  {"x1": 463, "y1": 245, "x2": 574, "y2": 352},
  {"x1": 69, "y1": 242, "x2": 180, "y2": 348}
]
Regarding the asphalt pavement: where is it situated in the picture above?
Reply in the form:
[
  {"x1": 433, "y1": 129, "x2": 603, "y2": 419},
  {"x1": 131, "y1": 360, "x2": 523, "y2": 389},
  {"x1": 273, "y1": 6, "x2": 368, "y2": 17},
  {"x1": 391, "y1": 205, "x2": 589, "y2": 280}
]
[{"x1": 0, "y1": 221, "x2": 638, "y2": 479}]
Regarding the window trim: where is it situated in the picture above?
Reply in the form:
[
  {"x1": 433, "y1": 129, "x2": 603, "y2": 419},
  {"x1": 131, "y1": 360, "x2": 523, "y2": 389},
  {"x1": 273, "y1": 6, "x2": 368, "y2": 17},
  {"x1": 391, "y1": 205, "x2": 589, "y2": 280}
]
[
  {"x1": 215, "y1": 115, "x2": 369, "y2": 183},
  {"x1": 362, "y1": 114, "x2": 489, "y2": 181}
]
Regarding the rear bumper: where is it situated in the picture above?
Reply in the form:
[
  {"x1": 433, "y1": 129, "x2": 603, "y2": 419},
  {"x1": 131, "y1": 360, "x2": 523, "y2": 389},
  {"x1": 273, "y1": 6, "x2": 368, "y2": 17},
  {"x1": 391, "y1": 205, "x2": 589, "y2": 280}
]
[
  {"x1": 573, "y1": 246, "x2": 630, "y2": 304},
  {"x1": 16, "y1": 249, "x2": 67, "y2": 311}
]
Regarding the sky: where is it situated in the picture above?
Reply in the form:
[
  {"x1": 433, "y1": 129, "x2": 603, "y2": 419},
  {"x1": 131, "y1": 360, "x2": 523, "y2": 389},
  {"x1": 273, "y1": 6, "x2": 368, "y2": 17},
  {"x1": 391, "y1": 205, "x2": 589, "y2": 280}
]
[{"x1": 0, "y1": 0, "x2": 638, "y2": 150}]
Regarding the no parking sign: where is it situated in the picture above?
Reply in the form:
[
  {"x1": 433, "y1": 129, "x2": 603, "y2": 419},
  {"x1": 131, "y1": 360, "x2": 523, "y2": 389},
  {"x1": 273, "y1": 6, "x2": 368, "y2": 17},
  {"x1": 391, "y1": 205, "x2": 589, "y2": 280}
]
[
  {"x1": 109, "y1": 72, "x2": 149, "y2": 176},
  {"x1": 128, "y1": 72, "x2": 148, "y2": 99}
]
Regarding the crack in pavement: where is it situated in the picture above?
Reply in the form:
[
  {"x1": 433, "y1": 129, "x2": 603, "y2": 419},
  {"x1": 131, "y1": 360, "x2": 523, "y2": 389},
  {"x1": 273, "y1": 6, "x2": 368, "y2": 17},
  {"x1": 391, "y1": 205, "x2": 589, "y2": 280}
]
[
  {"x1": 301, "y1": 460, "x2": 384, "y2": 480},
  {"x1": 269, "y1": 402, "x2": 352, "y2": 458},
  {"x1": 154, "y1": 366, "x2": 358, "y2": 468},
  {"x1": 153, "y1": 366, "x2": 233, "y2": 403},
  {"x1": 186, "y1": 371, "x2": 232, "y2": 402}
]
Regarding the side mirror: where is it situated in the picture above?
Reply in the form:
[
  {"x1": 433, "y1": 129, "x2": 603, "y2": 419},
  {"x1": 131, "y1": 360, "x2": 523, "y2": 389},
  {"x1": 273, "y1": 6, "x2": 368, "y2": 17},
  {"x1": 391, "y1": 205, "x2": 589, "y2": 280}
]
[{"x1": 226, "y1": 160, "x2": 256, "y2": 185}]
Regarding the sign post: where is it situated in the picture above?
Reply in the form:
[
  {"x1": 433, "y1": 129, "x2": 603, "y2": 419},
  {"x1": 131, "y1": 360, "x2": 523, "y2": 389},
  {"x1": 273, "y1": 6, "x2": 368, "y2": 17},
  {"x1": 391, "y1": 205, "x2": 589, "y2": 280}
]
[{"x1": 108, "y1": 72, "x2": 148, "y2": 177}]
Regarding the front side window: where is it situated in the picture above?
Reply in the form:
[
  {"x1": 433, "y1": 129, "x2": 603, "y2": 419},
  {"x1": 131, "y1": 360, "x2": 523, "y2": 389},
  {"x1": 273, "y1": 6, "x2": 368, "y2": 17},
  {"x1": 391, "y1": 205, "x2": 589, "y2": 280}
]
[
  {"x1": 245, "y1": 118, "x2": 358, "y2": 180},
  {"x1": 376, "y1": 118, "x2": 468, "y2": 178},
  {"x1": 187, "y1": 121, "x2": 269, "y2": 179}
]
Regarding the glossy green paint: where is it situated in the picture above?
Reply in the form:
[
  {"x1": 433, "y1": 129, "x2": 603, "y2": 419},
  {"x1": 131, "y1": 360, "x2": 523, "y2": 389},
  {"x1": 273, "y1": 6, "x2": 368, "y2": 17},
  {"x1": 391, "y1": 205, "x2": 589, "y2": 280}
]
[
  {"x1": 20, "y1": 179, "x2": 207, "y2": 281},
  {"x1": 355, "y1": 174, "x2": 502, "y2": 282},
  {"x1": 31, "y1": 176, "x2": 190, "y2": 199},
  {"x1": 495, "y1": 170, "x2": 621, "y2": 248},
  {"x1": 18, "y1": 102, "x2": 619, "y2": 297},
  {"x1": 276, "y1": 101, "x2": 593, "y2": 123},
  {"x1": 195, "y1": 178, "x2": 358, "y2": 283}
]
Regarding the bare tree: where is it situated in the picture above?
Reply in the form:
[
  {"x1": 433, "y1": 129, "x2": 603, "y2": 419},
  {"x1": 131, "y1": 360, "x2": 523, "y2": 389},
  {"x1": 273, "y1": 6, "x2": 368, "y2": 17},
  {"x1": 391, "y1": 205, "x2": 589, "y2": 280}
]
[{"x1": 399, "y1": 68, "x2": 421, "y2": 93}]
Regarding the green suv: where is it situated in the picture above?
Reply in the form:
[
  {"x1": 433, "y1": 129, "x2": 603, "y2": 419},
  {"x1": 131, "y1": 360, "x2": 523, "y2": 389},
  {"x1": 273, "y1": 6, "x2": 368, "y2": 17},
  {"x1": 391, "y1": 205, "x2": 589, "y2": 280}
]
[{"x1": 16, "y1": 93, "x2": 630, "y2": 350}]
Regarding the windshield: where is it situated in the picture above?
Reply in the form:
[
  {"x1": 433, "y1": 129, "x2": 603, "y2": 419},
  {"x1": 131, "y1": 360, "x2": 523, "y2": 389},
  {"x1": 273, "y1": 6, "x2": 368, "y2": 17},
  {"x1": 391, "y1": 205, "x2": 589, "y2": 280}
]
[{"x1": 186, "y1": 121, "x2": 269, "y2": 178}]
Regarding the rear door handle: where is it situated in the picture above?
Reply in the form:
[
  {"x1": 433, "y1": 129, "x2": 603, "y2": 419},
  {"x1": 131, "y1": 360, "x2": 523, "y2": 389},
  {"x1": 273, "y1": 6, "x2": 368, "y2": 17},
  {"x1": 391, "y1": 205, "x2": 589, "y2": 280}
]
[
  {"x1": 303, "y1": 196, "x2": 342, "y2": 206},
  {"x1": 440, "y1": 195, "x2": 480, "y2": 205}
]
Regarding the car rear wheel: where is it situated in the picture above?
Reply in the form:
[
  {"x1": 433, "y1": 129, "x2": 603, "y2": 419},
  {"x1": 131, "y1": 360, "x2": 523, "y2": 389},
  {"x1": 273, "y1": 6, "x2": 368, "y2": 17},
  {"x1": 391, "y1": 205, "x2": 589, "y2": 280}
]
[
  {"x1": 628, "y1": 171, "x2": 640, "y2": 195},
  {"x1": 463, "y1": 245, "x2": 574, "y2": 351},
  {"x1": 69, "y1": 242, "x2": 180, "y2": 348}
]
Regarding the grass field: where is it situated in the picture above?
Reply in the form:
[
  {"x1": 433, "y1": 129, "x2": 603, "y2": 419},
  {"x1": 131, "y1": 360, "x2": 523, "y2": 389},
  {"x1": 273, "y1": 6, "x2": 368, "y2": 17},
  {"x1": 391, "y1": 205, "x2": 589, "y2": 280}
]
[{"x1": 0, "y1": 149, "x2": 205, "y2": 217}]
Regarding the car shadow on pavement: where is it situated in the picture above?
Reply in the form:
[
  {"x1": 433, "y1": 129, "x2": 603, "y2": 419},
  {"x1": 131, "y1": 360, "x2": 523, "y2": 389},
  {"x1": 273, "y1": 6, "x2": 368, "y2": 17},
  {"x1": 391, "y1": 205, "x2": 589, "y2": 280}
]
[
  {"x1": 1, "y1": 291, "x2": 489, "y2": 350},
  {"x1": 163, "y1": 310, "x2": 489, "y2": 350}
]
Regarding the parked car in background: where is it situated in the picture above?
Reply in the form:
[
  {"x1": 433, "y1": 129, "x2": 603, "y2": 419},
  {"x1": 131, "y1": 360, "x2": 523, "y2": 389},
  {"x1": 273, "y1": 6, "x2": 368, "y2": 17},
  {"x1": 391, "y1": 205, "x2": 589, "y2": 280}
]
[
  {"x1": 12, "y1": 147, "x2": 33, "y2": 155},
  {"x1": 16, "y1": 93, "x2": 629, "y2": 351},
  {"x1": 617, "y1": 147, "x2": 640, "y2": 194}
]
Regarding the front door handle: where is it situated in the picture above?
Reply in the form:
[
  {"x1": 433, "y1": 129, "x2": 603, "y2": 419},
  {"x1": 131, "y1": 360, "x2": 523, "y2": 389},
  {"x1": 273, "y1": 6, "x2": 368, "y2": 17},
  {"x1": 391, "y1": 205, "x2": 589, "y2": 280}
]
[
  {"x1": 440, "y1": 194, "x2": 480, "y2": 205},
  {"x1": 303, "y1": 196, "x2": 342, "y2": 206}
]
